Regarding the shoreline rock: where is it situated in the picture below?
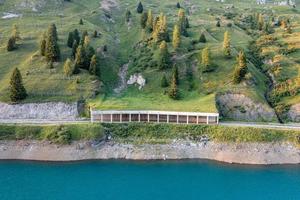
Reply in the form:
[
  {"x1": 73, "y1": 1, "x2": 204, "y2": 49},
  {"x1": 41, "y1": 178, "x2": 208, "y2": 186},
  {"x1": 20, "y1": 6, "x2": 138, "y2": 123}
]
[{"x1": 0, "y1": 140, "x2": 299, "y2": 165}]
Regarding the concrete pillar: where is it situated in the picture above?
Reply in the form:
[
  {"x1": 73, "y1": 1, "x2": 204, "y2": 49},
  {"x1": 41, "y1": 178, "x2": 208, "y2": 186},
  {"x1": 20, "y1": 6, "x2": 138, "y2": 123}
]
[
  {"x1": 197, "y1": 116, "x2": 199, "y2": 124},
  {"x1": 138, "y1": 114, "x2": 141, "y2": 122},
  {"x1": 120, "y1": 114, "x2": 123, "y2": 123},
  {"x1": 101, "y1": 114, "x2": 103, "y2": 123},
  {"x1": 167, "y1": 115, "x2": 169, "y2": 123},
  {"x1": 111, "y1": 114, "x2": 113, "y2": 123},
  {"x1": 187, "y1": 115, "x2": 189, "y2": 124},
  {"x1": 157, "y1": 114, "x2": 159, "y2": 123},
  {"x1": 177, "y1": 115, "x2": 179, "y2": 124},
  {"x1": 206, "y1": 116, "x2": 209, "y2": 124},
  {"x1": 217, "y1": 116, "x2": 219, "y2": 124},
  {"x1": 129, "y1": 114, "x2": 132, "y2": 122},
  {"x1": 147, "y1": 114, "x2": 150, "y2": 122}
]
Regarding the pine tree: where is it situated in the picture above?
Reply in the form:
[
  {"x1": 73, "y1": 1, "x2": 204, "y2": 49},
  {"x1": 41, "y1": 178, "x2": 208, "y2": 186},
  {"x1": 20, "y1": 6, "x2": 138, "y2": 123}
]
[
  {"x1": 83, "y1": 35, "x2": 90, "y2": 48},
  {"x1": 89, "y1": 55, "x2": 98, "y2": 75},
  {"x1": 74, "y1": 45, "x2": 86, "y2": 69},
  {"x1": 125, "y1": 10, "x2": 131, "y2": 23},
  {"x1": 158, "y1": 41, "x2": 170, "y2": 70},
  {"x1": 152, "y1": 13, "x2": 169, "y2": 43},
  {"x1": 67, "y1": 32, "x2": 74, "y2": 48},
  {"x1": 137, "y1": 2, "x2": 143, "y2": 13},
  {"x1": 64, "y1": 58, "x2": 73, "y2": 77},
  {"x1": 45, "y1": 24, "x2": 60, "y2": 62},
  {"x1": 10, "y1": 68, "x2": 27, "y2": 102},
  {"x1": 146, "y1": 10, "x2": 153, "y2": 32},
  {"x1": 185, "y1": 17, "x2": 190, "y2": 28},
  {"x1": 172, "y1": 25, "x2": 181, "y2": 50},
  {"x1": 201, "y1": 47, "x2": 211, "y2": 72},
  {"x1": 80, "y1": 31, "x2": 88, "y2": 45},
  {"x1": 73, "y1": 29, "x2": 80, "y2": 44},
  {"x1": 176, "y1": 2, "x2": 181, "y2": 8},
  {"x1": 40, "y1": 33, "x2": 46, "y2": 56},
  {"x1": 233, "y1": 51, "x2": 248, "y2": 84},
  {"x1": 93, "y1": 30, "x2": 98, "y2": 38},
  {"x1": 216, "y1": 20, "x2": 221, "y2": 27},
  {"x1": 12, "y1": 24, "x2": 20, "y2": 40},
  {"x1": 140, "y1": 12, "x2": 148, "y2": 29},
  {"x1": 7, "y1": 37, "x2": 16, "y2": 51},
  {"x1": 178, "y1": 9, "x2": 187, "y2": 36},
  {"x1": 199, "y1": 32, "x2": 206, "y2": 43},
  {"x1": 85, "y1": 46, "x2": 95, "y2": 68},
  {"x1": 258, "y1": 14, "x2": 264, "y2": 31},
  {"x1": 223, "y1": 31, "x2": 231, "y2": 57},
  {"x1": 79, "y1": 18, "x2": 84, "y2": 25},
  {"x1": 169, "y1": 66, "x2": 179, "y2": 99},
  {"x1": 71, "y1": 40, "x2": 78, "y2": 58},
  {"x1": 161, "y1": 73, "x2": 169, "y2": 87},
  {"x1": 173, "y1": 64, "x2": 179, "y2": 84}
]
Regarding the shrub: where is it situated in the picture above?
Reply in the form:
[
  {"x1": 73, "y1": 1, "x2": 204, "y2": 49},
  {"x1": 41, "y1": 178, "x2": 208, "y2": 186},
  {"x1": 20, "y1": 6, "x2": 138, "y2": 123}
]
[{"x1": 44, "y1": 126, "x2": 72, "y2": 145}]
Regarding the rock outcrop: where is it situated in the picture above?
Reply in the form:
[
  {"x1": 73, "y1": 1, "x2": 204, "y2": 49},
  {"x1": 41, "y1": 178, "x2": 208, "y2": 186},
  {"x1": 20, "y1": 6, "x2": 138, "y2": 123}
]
[
  {"x1": 127, "y1": 74, "x2": 146, "y2": 90},
  {"x1": 0, "y1": 102, "x2": 79, "y2": 120},
  {"x1": 216, "y1": 93, "x2": 277, "y2": 122},
  {"x1": 287, "y1": 104, "x2": 300, "y2": 122}
]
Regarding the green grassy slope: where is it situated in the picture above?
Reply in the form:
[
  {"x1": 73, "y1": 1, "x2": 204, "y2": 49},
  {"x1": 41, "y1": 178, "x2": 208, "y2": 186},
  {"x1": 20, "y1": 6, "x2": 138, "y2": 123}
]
[{"x1": 0, "y1": 0, "x2": 299, "y2": 118}]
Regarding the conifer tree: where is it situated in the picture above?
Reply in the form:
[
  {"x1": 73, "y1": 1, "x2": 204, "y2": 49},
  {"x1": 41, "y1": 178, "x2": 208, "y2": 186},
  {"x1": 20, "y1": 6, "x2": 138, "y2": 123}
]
[
  {"x1": 173, "y1": 64, "x2": 179, "y2": 84},
  {"x1": 172, "y1": 25, "x2": 181, "y2": 50},
  {"x1": 201, "y1": 47, "x2": 211, "y2": 72},
  {"x1": 64, "y1": 58, "x2": 73, "y2": 77},
  {"x1": 80, "y1": 31, "x2": 88, "y2": 45},
  {"x1": 45, "y1": 24, "x2": 60, "y2": 62},
  {"x1": 79, "y1": 18, "x2": 84, "y2": 25},
  {"x1": 74, "y1": 45, "x2": 86, "y2": 69},
  {"x1": 89, "y1": 55, "x2": 98, "y2": 75},
  {"x1": 223, "y1": 31, "x2": 231, "y2": 57},
  {"x1": 161, "y1": 73, "x2": 169, "y2": 87},
  {"x1": 7, "y1": 37, "x2": 16, "y2": 51},
  {"x1": 199, "y1": 32, "x2": 206, "y2": 43},
  {"x1": 185, "y1": 17, "x2": 190, "y2": 28},
  {"x1": 10, "y1": 68, "x2": 27, "y2": 102},
  {"x1": 125, "y1": 10, "x2": 132, "y2": 23},
  {"x1": 83, "y1": 35, "x2": 90, "y2": 48},
  {"x1": 158, "y1": 41, "x2": 170, "y2": 70},
  {"x1": 169, "y1": 66, "x2": 179, "y2": 100},
  {"x1": 12, "y1": 24, "x2": 21, "y2": 40},
  {"x1": 152, "y1": 13, "x2": 169, "y2": 43},
  {"x1": 73, "y1": 29, "x2": 80, "y2": 44},
  {"x1": 216, "y1": 20, "x2": 221, "y2": 27},
  {"x1": 85, "y1": 46, "x2": 95, "y2": 68},
  {"x1": 137, "y1": 2, "x2": 143, "y2": 13},
  {"x1": 71, "y1": 40, "x2": 78, "y2": 58},
  {"x1": 93, "y1": 30, "x2": 98, "y2": 38},
  {"x1": 178, "y1": 9, "x2": 187, "y2": 36},
  {"x1": 146, "y1": 9, "x2": 153, "y2": 32},
  {"x1": 140, "y1": 12, "x2": 148, "y2": 29},
  {"x1": 258, "y1": 14, "x2": 264, "y2": 31},
  {"x1": 40, "y1": 33, "x2": 46, "y2": 56},
  {"x1": 67, "y1": 32, "x2": 74, "y2": 48},
  {"x1": 176, "y1": 2, "x2": 181, "y2": 8},
  {"x1": 233, "y1": 51, "x2": 248, "y2": 84}
]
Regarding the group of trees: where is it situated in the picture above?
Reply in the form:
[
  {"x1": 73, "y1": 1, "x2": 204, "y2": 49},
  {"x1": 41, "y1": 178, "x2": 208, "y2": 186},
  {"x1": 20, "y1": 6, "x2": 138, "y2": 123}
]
[
  {"x1": 160, "y1": 65, "x2": 179, "y2": 100},
  {"x1": 40, "y1": 24, "x2": 60, "y2": 63}
]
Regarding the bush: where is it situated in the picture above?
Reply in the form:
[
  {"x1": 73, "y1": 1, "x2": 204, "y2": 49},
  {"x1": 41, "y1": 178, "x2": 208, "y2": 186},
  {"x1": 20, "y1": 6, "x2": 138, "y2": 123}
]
[{"x1": 43, "y1": 126, "x2": 72, "y2": 144}]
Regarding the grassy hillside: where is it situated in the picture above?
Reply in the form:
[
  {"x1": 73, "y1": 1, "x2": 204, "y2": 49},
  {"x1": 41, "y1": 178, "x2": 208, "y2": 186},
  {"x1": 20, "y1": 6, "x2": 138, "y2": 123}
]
[{"x1": 0, "y1": 0, "x2": 299, "y2": 119}]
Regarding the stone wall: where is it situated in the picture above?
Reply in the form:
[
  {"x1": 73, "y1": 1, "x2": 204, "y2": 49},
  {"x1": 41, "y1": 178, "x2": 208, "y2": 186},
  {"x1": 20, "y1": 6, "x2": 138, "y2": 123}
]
[
  {"x1": 216, "y1": 93, "x2": 277, "y2": 122},
  {"x1": 0, "y1": 102, "x2": 79, "y2": 120}
]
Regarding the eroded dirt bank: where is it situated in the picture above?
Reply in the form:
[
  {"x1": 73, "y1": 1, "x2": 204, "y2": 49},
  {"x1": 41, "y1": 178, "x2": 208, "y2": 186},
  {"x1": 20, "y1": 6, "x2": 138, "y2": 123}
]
[{"x1": 0, "y1": 140, "x2": 299, "y2": 165}]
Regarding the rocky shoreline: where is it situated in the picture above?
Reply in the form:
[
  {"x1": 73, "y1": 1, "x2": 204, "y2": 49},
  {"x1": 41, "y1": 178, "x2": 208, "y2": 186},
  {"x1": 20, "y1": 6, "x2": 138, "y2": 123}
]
[{"x1": 0, "y1": 140, "x2": 300, "y2": 165}]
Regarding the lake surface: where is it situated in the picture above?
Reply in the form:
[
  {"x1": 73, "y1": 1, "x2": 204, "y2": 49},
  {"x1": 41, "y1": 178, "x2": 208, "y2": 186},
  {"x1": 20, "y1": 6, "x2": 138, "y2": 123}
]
[{"x1": 0, "y1": 160, "x2": 300, "y2": 200}]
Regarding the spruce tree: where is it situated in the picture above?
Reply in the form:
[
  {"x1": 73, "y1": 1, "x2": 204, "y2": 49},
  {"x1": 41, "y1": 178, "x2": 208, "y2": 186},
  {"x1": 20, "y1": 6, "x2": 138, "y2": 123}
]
[
  {"x1": 73, "y1": 29, "x2": 80, "y2": 44},
  {"x1": 172, "y1": 25, "x2": 181, "y2": 50},
  {"x1": 125, "y1": 10, "x2": 131, "y2": 23},
  {"x1": 176, "y1": 2, "x2": 181, "y2": 8},
  {"x1": 216, "y1": 20, "x2": 221, "y2": 27},
  {"x1": 80, "y1": 31, "x2": 88, "y2": 45},
  {"x1": 137, "y1": 2, "x2": 143, "y2": 13},
  {"x1": 45, "y1": 24, "x2": 60, "y2": 62},
  {"x1": 71, "y1": 40, "x2": 78, "y2": 58},
  {"x1": 233, "y1": 51, "x2": 248, "y2": 84},
  {"x1": 173, "y1": 64, "x2": 179, "y2": 84},
  {"x1": 178, "y1": 9, "x2": 187, "y2": 36},
  {"x1": 12, "y1": 24, "x2": 21, "y2": 40},
  {"x1": 79, "y1": 18, "x2": 84, "y2": 25},
  {"x1": 93, "y1": 30, "x2": 98, "y2": 38},
  {"x1": 161, "y1": 73, "x2": 169, "y2": 87},
  {"x1": 7, "y1": 37, "x2": 16, "y2": 51},
  {"x1": 146, "y1": 10, "x2": 153, "y2": 32},
  {"x1": 89, "y1": 55, "x2": 98, "y2": 75},
  {"x1": 40, "y1": 33, "x2": 46, "y2": 56},
  {"x1": 158, "y1": 41, "x2": 170, "y2": 70},
  {"x1": 258, "y1": 14, "x2": 264, "y2": 31},
  {"x1": 185, "y1": 17, "x2": 190, "y2": 28},
  {"x1": 85, "y1": 46, "x2": 95, "y2": 68},
  {"x1": 140, "y1": 12, "x2": 148, "y2": 29},
  {"x1": 10, "y1": 68, "x2": 27, "y2": 102},
  {"x1": 199, "y1": 32, "x2": 206, "y2": 43},
  {"x1": 67, "y1": 32, "x2": 74, "y2": 48},
  {"x1": 201, "y1": 47, "x2": 211, "y2": 72},
  {"x1": 223, "y1": 31, "x2": 231, "y2": 57},
  {"x1": 74, "y1": 45, "x2": 86, "y2": 69},
  {"x1": 152, "y1": 13, "x2": 169, "y2": 43},
  {"x1": 64, "y1": 58, "x2": 73, "y2": 77},
  {"x1": 169, "y1": 66, "x2": 179, "y2": 100}
]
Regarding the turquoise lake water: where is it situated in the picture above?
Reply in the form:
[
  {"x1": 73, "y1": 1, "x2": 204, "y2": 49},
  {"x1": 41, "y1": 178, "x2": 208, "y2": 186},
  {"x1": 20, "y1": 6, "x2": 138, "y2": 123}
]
[{"x1": 0, "y1": 160, "x2": 300, "y2": 200}]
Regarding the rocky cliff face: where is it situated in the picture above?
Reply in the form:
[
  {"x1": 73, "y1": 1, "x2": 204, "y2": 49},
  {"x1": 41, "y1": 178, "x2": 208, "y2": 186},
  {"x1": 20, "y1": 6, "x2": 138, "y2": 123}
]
[
  {"x1": 0, "y1": 102, "x2": 79, "y2": 120},
  {"x1": 216, "y1": 93, "x2": 278, "y2": 122},
  {"x1": 286, "y1": 104, "x2": 300, "y2": 123}
]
